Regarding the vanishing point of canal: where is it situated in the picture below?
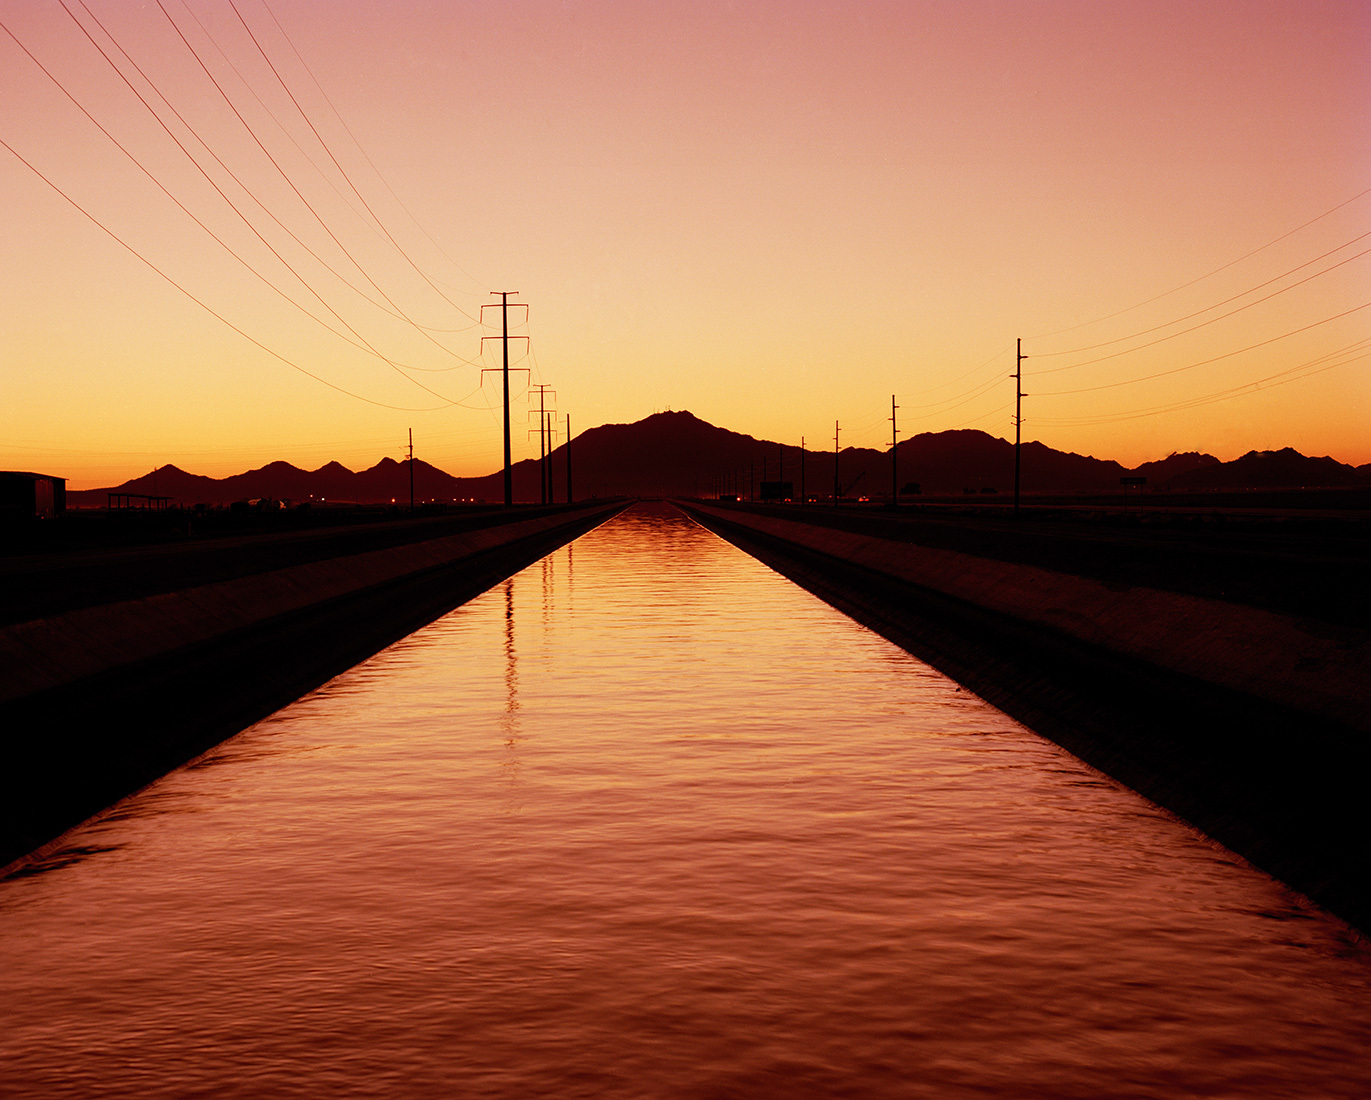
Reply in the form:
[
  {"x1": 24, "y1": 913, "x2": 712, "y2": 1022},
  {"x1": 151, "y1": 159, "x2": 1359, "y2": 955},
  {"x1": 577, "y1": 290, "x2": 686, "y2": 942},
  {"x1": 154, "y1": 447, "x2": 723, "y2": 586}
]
[{"x1": 3, "y1": 503, "x2": 1370, "y2": 1098}]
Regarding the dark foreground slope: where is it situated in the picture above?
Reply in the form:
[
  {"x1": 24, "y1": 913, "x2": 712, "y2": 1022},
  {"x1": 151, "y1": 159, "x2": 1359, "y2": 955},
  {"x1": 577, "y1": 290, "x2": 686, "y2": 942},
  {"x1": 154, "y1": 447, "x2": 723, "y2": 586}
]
[
  {"x1": 0, "y1": 502, "x2": 627, "y2": 869},
  {"x1": 680, "y1": 500, "x2": 1371, "y2": 933}
]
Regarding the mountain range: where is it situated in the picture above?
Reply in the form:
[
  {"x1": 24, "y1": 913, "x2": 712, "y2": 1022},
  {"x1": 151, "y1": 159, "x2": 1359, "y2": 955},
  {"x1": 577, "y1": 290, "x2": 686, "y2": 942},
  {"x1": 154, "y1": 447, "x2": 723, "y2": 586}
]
[{"x1": 66, "y1": 411, "x2": 1370, "y2": 505}]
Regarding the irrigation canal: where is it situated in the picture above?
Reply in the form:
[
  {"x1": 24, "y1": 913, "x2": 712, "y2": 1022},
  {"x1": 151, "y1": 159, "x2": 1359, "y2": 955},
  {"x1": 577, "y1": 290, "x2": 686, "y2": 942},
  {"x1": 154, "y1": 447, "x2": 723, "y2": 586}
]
[{"x1": 3, "y1": 502, "x2": 1369, "y2": 1098}]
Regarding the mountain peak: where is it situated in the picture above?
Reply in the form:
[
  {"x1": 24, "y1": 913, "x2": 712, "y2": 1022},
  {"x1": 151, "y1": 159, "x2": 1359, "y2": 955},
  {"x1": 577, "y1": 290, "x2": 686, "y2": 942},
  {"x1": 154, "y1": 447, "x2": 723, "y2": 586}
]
[{"x1": 62, "y1": 412, "x2": 1363, "y2": 503}]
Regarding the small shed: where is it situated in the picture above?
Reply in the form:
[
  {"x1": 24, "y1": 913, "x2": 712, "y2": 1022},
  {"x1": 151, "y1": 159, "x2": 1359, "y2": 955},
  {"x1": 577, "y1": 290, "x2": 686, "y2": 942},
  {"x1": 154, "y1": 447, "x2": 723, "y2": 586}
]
[{"x1": 0, "y1": 471, "x2": 66, "y2": 520}]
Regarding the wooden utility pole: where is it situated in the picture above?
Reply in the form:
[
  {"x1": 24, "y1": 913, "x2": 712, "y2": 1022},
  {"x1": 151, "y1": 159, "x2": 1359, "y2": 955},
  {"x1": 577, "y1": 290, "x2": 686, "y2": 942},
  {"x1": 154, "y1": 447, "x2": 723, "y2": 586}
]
[
  {"x1": 1014, "y1": 338, "x2": 1025, "y2": 517},
  {"x1": 530, "y1": 384, "x2": 555, "y2": 505},
  {"x1": 408, "y1": 428, "x2": 414, "y2": 512},
  {"x1": 833, "y1": 421, "x2": 840, "y2": 505},
  {"x1": 800, "y1": 436, "x2": 805, "y2": 503},
  {"x1": 540, "y1": 405, "x2": 551, "y2": 501},
  {"x1": 889, "y1": 395, "x2": 898, "y2": 508}
]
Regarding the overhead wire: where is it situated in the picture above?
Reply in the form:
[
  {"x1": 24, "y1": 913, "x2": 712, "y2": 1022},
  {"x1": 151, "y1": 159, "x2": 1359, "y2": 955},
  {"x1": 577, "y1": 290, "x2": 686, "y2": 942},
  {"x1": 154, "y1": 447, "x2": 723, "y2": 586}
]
[
  {"x1": 169, "y1": 0, "x2": 426, "y2": 285},
  {"x1": 0, "y1": 136, "x2": 447, "y2": 412},
  {"x1": 1035, "y1": 301, "x2": 1371, "y2": 396},
  {"x1": 257, "y1": 0, "x2": 488, "y2": 297},
  {"x1": 1027, "y1": 186, "x2": 1371, "y2": 340},
  {"x1": 944, "y1": 401, "x2": 1013, "y2": 432},
  {"x1": 1016, "y1": 189, "x2": 1371, "y2": 434},
  {"x1": 152, "y1": 0, "x2": 482, "y2": 368},
  {"x1": 1034, "y1": 339, "x2": 1371, "y2": 427},
  {"x1": 897, "y1": 343, "x2": 1012, "y2": 397},
  {"x1": 902, "y1": 368, "x2": 1008, "y2": 420},
  {"x1": 226, "y1": 0, "x2": 486, "y2": 327},
  {"x1": 1032, "y1": 242, "x2": 1371, "y2": 373},
  {"x1": 64, "y1": 0, "x2": 470, "y2": 376},
  {"x1": 921, "y1": 196, "x2": 1371, "y2": 436},
  {"x1": 0, "y1": 13, "x2": 458, "y2": 402}
]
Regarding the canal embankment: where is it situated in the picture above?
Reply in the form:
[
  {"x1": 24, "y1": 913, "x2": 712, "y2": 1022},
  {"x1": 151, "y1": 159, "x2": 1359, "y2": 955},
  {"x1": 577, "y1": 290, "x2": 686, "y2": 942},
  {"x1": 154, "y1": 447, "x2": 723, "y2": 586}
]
[
  {"x1": 679, "y1": 499, "x2": 1371, "y2": 933},
  {"x1": 0, "y1": 500, "x2": 627, "y2": 868}
]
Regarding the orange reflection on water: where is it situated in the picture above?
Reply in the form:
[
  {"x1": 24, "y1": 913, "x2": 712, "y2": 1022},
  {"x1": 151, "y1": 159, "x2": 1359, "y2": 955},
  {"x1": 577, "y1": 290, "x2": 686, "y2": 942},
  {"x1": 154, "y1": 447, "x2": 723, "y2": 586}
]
[{"x1": 1, "y1": 503, "x2": 1369, "y2": 1098}]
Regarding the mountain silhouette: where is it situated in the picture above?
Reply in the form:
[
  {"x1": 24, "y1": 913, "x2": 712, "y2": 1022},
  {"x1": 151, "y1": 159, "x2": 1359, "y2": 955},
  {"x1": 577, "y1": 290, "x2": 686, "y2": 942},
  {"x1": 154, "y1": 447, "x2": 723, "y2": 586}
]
[
  {"x1": 1167, "y1": 448, "x2": 1364, "y2": 490},
  {"x1": 65, "y1": 410, "x2": 1363, "y2": 505}
]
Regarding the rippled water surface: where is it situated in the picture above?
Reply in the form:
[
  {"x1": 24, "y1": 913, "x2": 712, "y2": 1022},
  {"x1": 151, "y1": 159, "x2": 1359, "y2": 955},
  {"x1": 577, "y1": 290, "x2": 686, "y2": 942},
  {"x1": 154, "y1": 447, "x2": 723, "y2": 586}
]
[{"x1": 3, "y1": 503, "x2": 1371, "y2": 1098}]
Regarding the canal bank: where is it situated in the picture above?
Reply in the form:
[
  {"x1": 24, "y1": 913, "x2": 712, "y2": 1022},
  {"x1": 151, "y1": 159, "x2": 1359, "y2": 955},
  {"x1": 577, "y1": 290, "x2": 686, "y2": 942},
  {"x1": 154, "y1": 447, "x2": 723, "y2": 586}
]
[
  {"x1": 679, "y1": 499, "x2": 1371, "y2": 934},
  {"x1": 0, "y1": 501, "x2": 627, "y2": 868}
]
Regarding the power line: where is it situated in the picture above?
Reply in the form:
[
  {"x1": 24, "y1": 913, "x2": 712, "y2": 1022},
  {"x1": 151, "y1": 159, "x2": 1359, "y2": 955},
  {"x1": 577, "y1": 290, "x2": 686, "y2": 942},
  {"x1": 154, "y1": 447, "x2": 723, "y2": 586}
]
[
  {"x1": 944, "y1": 401, "x2": 1014, "y2": 432},
  {"x1": 168, "y1": 0, "x2": 445, "y2": 297},
  {"x1": 224, "y1": 0, "x2": 485, "y2": 327},
  {"x1": 255, "y1": 0, "x2": 489, "y2": 297},
  {"x1": 0, "y1": 136, "x2": 447, "y2": 412},
  {"x1": 901, "y1": 369, "x2": 1007, "y2": 421},
  {"x1": 1034, "y1": 341, "x2": 1371, "y2": 428},
  {"x1": 1033, "y1": 242, "x2": 1371, "y2": 372},
  {"x1": 1, "y1": 15, "x2": 460, "y2": 402},
  {"x1": 1036, "y1": 301, "x2": 1371, "y2": 396},
  {"x1": 898, "y1": 343, "x2": 1013, "y2": 398},
  {"x1": 1028, "y1": 186, "x2": 1371, "y2": 340},
  {"x1": 64, "y1": 0, "x2": 472, "y2": 374},
  {"x1": 152, "y1": 0, "x2": 481, "y2": 367}
]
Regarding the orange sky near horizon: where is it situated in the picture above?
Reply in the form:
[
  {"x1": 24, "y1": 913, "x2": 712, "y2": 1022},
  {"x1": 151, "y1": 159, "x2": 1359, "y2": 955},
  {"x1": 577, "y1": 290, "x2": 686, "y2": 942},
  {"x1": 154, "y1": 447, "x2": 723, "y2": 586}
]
[{"x1": 1, "y1": 0, "x2": 1367, "y2": 490}]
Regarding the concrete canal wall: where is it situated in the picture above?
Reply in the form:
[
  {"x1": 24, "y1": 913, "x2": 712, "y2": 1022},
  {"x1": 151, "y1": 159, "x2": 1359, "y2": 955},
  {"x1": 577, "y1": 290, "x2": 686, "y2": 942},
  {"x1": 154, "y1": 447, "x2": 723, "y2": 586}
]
[
  {"x1": 1, "y1": 501, "x2": 626, "y2": 869},
  {"x1": 680, "y1": 499, "x2": 1371, "y2": 934}
]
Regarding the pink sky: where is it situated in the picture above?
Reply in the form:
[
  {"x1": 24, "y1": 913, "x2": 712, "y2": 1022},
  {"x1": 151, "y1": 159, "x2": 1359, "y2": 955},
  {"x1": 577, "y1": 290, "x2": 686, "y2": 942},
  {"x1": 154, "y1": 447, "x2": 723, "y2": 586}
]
[{"x1": 2, "y1": 0, "x2": 1367, "y2": 487}]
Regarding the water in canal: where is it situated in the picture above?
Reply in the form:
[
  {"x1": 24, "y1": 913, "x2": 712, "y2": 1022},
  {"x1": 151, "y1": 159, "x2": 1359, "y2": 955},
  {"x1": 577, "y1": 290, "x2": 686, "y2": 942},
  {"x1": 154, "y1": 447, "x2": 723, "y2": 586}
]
[{"x1": 3, "y1": 503, "x2": 1370, "y2": 1098}]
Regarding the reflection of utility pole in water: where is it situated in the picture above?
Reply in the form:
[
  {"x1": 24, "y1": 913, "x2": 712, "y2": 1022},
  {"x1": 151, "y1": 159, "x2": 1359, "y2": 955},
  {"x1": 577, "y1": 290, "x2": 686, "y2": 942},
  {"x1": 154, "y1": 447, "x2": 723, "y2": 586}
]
[
  {"x1": 502, "y1": 580, "x2": 518, "y2": 726},
  {"x1": 500, "y1": 579, "x2": 522, "y2": 806}
]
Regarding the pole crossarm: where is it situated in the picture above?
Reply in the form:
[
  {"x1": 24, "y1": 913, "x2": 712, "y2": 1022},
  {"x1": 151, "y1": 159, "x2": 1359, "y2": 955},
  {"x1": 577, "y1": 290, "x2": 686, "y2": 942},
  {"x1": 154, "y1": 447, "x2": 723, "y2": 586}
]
[{"x1": 479, "y1": 302, "x2": 528, "y2": 319}]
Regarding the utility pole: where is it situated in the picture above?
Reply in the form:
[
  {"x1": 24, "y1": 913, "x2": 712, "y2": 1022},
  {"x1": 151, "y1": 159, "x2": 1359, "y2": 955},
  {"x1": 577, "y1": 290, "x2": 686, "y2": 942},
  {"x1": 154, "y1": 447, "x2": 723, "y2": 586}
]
[
  {"x1": 800, "y1": 436, "x2": 805, "y2": 504},
  {"x1": 540, "y1": 405, "x2": 551, "y2": 501},
  {"x1": 408, "y1": 428, "x2": 414, "y2": 513},
  {"x1": 778, "y1": 444, "x2": 784, "y2": 500},
  {"x1": 1014, "y1": 337, "x2": 1025, "y2": 518},
  {"x1": 890, "y1": 396, "x2": 899, "y2": 508},
  {"x1": 479, "y1": 292, "x2": 528, "y2": 507},
  {"x1": 833, "y1": 420, "x2": 840, "y2": 506},
  {"x1": 565, "y1": 413, "x2": 573, "y2": 504},
  {"x1": 529, "y1": 384, "x2": 555, "y2": 506}
]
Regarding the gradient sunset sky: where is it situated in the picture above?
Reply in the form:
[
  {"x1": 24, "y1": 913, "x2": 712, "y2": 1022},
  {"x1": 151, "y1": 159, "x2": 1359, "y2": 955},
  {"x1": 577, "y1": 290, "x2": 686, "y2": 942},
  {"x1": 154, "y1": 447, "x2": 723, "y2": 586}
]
[{"x1": 2, "y1": 0, "x2": 1367, "y2": 488}]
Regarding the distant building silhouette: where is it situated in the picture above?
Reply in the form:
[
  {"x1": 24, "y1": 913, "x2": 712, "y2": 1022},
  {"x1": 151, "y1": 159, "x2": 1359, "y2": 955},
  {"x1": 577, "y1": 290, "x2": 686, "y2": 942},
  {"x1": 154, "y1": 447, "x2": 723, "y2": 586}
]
[{"x1": 0, "y1": 471, "x2": 66, "y2": 520}]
